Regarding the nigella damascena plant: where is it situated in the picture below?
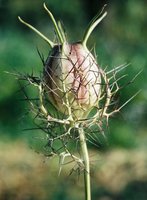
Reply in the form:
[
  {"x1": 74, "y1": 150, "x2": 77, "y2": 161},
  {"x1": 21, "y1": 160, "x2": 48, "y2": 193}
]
[
  {"x1": 18, "y1": 4, "x2": 133, "y2": 200},
  {"x1": 18, "y1": 3, "x2": 107, "y2": 123}
]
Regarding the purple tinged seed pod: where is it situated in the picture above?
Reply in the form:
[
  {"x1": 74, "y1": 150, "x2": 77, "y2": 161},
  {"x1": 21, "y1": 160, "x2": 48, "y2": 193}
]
[
  {"x1": 44, "y1": 42, "x2": 101, "y2": 119},
  {"x1": 18, "y1": 3, "x2": 107, "y2": 120}
]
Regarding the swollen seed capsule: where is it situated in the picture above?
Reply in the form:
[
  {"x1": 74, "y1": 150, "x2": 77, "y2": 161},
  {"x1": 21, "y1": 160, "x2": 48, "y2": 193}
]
[
  {"x1": 18, "y1": 4, "x2": 107, "y2": 120},
  {"x1": 44, "y1": 42, "x2": 101, "y2": 120}
]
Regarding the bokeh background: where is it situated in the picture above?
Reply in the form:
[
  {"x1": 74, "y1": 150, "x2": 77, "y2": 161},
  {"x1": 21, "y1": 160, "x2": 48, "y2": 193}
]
[{"x1": 0, "y1": 0, "x2": 147, "y2": 199}]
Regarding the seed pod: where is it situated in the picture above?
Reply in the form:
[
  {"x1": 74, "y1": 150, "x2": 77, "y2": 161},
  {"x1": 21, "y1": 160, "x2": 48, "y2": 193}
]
[
  {"x1": 18, "y1": 3, "x2": 107, "y2": 120},
  {"x1": 44, "y1": 42, "x2": 101, "y2": 119}
]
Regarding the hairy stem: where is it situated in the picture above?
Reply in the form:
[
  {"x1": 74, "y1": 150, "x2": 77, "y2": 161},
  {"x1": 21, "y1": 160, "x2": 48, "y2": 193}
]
[{"x1": 79, "y1": 127, "x2": 91, "y2": 200}]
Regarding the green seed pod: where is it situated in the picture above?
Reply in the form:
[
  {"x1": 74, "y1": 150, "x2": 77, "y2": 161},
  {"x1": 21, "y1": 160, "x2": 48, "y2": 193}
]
[
  {"x1": 44, "y1": 42, "x2": 101, "y2": 120},
  {"x1": 18, "y1": 3, "x2": 107, "y2": 121}
]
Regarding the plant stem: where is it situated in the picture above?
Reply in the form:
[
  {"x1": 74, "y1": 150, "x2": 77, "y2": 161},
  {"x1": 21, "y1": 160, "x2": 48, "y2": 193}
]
[
  {"x1": 18, "y1": 16, "x2": 55, "y2": 48},
  {"x1": 79, "y1": 127, "x2": 91, "y2": 200},
  {"x1": 43, "y1": 3, "x2": 65, "y2": 44},
  {"x1": 82, "y1": 11, "x2": 107, "y2": 48}
]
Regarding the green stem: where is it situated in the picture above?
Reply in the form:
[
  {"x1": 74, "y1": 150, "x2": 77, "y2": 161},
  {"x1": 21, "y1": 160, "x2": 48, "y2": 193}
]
[
  {"x1": 18, "y1": 16, "x2": 55, "y2": 48},
  {"x1": 79, "y1": 127, "x2": 91, "y2": 200},
  {"x1": 43, "y1": 3, "x2": 65, "y2": 44},
  {"x1": 82, "y1": 11, "x2": 107, "y2": 48}
]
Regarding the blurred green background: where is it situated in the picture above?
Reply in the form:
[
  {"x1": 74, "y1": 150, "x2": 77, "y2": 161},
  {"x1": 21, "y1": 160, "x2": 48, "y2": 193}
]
[{"x1": 0, "y1": 0, "x2": 147, "y2": 200}]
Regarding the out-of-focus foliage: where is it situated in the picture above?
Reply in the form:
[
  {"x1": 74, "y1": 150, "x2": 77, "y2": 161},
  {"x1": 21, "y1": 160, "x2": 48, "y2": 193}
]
[
  {"x1": 0, "y1": 140, "x2": 147, "y2": 200},
  {"x1": 0, "y1": 0, "x2": 147, "y2": 199}
]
